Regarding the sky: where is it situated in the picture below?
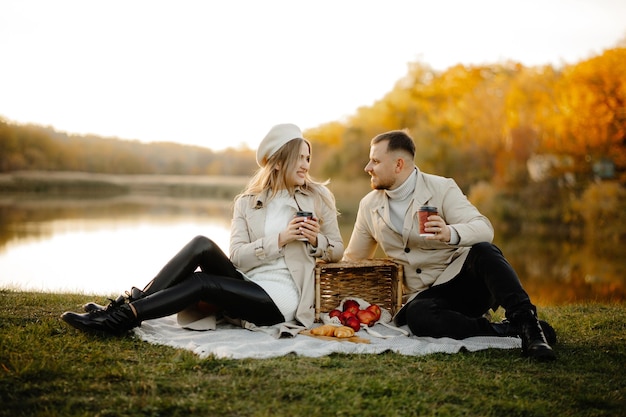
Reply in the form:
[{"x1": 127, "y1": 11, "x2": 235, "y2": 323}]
[{"x1": 1, "y1": 0, "x2": 625, "y2": 152}]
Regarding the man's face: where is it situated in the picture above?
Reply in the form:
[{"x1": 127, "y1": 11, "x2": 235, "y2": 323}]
[{"x1": 364, "y1": 141, "x2": 398, "y2": 190}]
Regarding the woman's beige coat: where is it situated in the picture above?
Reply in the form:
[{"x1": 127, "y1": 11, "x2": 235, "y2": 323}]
[
  {"x1": 343, "y1": 169, "x2": 493, "y2": 310},
  {"x1": 230, "y1": 186, "x2": 344, "y2": 329}
]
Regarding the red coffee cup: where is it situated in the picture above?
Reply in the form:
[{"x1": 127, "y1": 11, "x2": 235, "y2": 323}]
[{"x1": 418, "y1": 206, "x2": 438, "y2": 236}]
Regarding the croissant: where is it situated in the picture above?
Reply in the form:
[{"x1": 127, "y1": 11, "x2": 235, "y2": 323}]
[
  {"x1": 333, "y1": 326, "x2": 355, "y2": 338},
  {"x1": 310, "y1": 324, "x2": 337, "y2": 337}
]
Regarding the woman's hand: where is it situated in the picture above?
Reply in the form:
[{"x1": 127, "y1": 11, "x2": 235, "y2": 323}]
[
  {"x1": 279, "y1": 215, "x2": 320, "y2": 247},
  {"x1": 298, "y1": 215, "x2": 320, "y2": 246}
]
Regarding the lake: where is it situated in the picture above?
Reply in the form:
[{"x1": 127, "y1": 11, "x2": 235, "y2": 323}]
[
  {"x1": 1, "y1": 194, "x2": 624, "y2": 305},
  {"x1": 0, "y1": 195, "x2": 233, "y2": 295}
]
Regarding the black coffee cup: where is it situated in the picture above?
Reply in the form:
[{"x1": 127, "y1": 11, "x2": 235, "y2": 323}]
[
  {"x1": 296, "y1": 211, "x2": 313, "y2": 219},
  {"x1": 295, "y1": 211, "x2": 313, "y2": 241}
]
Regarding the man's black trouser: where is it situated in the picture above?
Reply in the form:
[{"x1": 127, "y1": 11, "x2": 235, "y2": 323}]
[{"x1": 400, "y1": 242, "x2": 535, "y2": 339}]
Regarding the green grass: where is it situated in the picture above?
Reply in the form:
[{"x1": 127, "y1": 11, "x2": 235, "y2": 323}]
[{"x1": 1, "y1": 291, "x2": 625, "y2": 417}]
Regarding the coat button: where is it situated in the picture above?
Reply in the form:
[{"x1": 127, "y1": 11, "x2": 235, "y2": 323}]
[
  {"x1": 416, "y1": 268, "x2": 422, "y2": 274},
  {"x1": 404, "y1": 247, "x2": 410, "y2": 253}
]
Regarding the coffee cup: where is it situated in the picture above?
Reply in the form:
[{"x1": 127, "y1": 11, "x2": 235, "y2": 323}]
[
  {"x1": 418, "y1": 206, "x2": 438, "y2": 236},
  {"x1": 295, "y1": 211, "x2": 313, "y2": 241}
]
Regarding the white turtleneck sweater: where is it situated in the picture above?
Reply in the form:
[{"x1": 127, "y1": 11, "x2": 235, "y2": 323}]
[
  {"x1": 385, "y1": 169, "x2": 417, "y2": 233},
  {"x1": 243, "y1": 190, "x2": 299, "y2": 322}
]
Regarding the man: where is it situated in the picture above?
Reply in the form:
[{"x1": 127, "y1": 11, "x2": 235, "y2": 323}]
[{"x1": 343, "y1": 130, "x2": 556, "y2": 361}]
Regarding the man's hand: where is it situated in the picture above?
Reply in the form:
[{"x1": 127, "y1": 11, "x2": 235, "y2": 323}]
[{"x1": 424, "y1": 214, "x2": 450, "y2": 243}]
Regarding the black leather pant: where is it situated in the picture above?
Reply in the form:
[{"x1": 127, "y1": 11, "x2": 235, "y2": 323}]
[
  {"x1": 401, "y1": 242, "x2": 535, "y2": 339},
  {"x1": 130, "y1": 235, "x2": 284, "y2": 326}
]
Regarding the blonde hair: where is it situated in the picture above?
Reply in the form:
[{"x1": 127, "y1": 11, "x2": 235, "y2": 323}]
[{"x1": 238, "y1": 138, "x2": 338, "y2": 221}]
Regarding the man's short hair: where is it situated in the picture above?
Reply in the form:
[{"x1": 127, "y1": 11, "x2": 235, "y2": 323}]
[{"x1": 371, "y1": 130, "x2": 415, "y2": 158}]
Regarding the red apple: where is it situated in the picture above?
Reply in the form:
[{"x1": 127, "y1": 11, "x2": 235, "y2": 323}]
[
  {"x1": 365, "y1": 304, "x2": 382, "y2": 321},
  {"x1": 328, "y1": 309, "x2": 342, "y2": 319},
  {"x1": 346, "y1": 316, "x2": 361, "y2": 332},
  {"x1": 356, "y1": 309, "x2": 378, "y2": 326},
  {"x1": 339, "y1": 310, "x2": 356, "y2": 325},
  {"x1": 343, "y1": 299, "x2": 360, "y2": 315}
]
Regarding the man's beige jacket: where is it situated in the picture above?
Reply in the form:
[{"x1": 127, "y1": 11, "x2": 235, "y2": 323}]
[{"x1": 343, "y1": 169, "x2": 494, "y2": 307}]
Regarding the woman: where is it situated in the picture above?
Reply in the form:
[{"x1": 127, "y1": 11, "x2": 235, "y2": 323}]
[{"x1": 61, "y1": 123, "x2": 344, "y2": 335}]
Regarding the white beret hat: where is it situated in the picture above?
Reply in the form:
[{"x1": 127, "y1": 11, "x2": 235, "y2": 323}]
[{"x1": 256, "y1": 123, "x2": 304, "y2": 167}]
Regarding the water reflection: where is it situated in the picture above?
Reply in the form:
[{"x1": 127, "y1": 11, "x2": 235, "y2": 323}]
[
  {"x1": 498, "y1": 233, "x2": 626, "y2": 305},
  {"x1": 1, "y1": 195, "x2": 624, "y2": 304},
  {"x1": 0, "y1": 196, "x2": 232, "y2": 295}
]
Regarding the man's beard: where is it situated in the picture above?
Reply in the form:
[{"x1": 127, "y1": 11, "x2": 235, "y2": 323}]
[{"x1": 370, "y1": 176, "x2": 393, "y2": 190}]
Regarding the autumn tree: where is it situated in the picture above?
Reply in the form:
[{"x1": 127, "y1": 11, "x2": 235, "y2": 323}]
[{"x1": 541, "y1": 48, "x2": 626, "y2": 182}]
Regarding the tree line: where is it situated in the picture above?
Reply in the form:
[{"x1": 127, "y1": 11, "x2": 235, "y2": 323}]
[
  {"x1": 0, "y1": 121, "x2": 256, "y2": 176},
  {"x1": 2, "y1": 46, "x2": 624, "y2": 194},
  {"x1": 307, "y1": 47, "x2": 625, "y2": 191}
]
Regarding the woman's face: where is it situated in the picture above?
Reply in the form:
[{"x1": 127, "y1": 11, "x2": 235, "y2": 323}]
[{"x1": 285, "y1": 141, "x2": 311, "y2": 187}]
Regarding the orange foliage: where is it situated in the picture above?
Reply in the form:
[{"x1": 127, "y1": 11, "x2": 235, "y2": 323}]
[{"x1": 544, "y1": 48, "x2": 626, "y2": 179}]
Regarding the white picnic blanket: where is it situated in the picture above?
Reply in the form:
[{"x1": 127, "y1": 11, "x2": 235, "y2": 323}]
[{"x1": 134, "y1": 314, "x2": 521, "y2": 359}]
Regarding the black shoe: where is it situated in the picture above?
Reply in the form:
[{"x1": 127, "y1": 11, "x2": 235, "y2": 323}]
[
  {"x1": 491, "y1": 319, "x2": 557, "y2": 345},
  {"x1": 83, "y1": 287, "x2": 145, "y2": 313},
  {"x1": 509, "y1": 309, "x2": 556, "y2": 361},
  {"x1": 62, "y1": 304, "x2": 140, "y2": 336}
]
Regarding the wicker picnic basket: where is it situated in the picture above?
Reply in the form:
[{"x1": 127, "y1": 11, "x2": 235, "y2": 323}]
[{"x1": 314, "y1": 259, "x2": 404, "y2": 321}]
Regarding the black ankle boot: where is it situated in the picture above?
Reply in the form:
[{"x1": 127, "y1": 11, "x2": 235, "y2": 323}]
[
  {"x1": 83, "y1": 287, "x2": 145, "y2": 313},
  {"x1": 491, "y1": 319, "x2": 557, "y2": 345},
  {"x1": 62, "y1": 304, "x2": 140, "y2": 336},
  {"x1": 509, "y1": 309, "x2": 556, "y2": 361}
]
